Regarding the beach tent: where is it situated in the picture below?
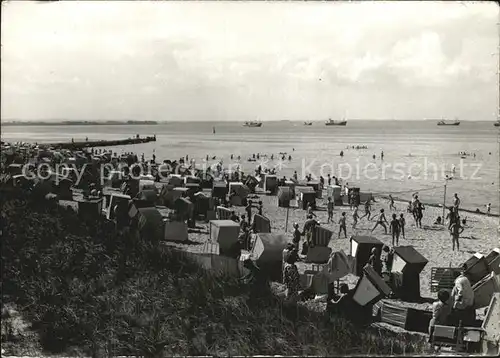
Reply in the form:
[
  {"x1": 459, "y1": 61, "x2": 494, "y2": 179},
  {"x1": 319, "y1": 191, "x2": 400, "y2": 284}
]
[
  {"x1": 251, "y1": 233, "x2": 289, "y2": 282},
  {"x1": 277, "y1": 186, "x2": 292, "y2": 208},
  {"x1": 306, "y1": 181, "x2": 322, "y2": 199},
  {"x1": 164, "y1": 187, "x2": 189, "y2": 209},
  {"x1": 472, "y1": 272, "x2": 500, "y2": 309},
  {"x1": 136, "y1": 190, "x2": 157, "y2": 207},
  {"x1": 391, "y1": 246, "x2": 428, "y2": 301},
  {"x1": 352, "y1": 264, "x2": 392, "y2": 307},
  {"x1": 167, "y1": 174, "x2": 184, "y2": 187},
  {"x1": 136, "y1": 207, "x2": 164, "y2": 242},
  {"x1": 359, "y1": 192, "x2": 374, "y2": 203},
  {"x1": 326, "y1": 185, "x2": 342, "y2": 204},
  {"x1": 305, "y1": 246, "x2": 332, "y2": 264},
  {"x1": 216, "y1": 206, "x2": 232, "y2": 220},
  {"x1": 76, "y1": 197, "x2": 104, "y2": 220},
  {"x1": 139, "y1": 174, "x2": 155, "y2": 181},
  {"x1": 295, "y1": 186, "x2": 316, "y2": 210},
  {"x1": 327, "y1": 250, "x2": 352, "y2": 281},
  {"x1": 139, "y1": 179, "x2": 157, "y2": 193},
  {"x1": 185, "y1": 183, "x2": 201, "y2": 197},
  {"x1": 106, "y1": 171, "x2": 124, "y2": 188},
  {"x1": 244, "y1": 175, "x2": 259, "y2": 192},
  {"x1": 263, "y1": 174, "x2": 278, "y2": 195},
  {"x1": 209, "y1": 220, "x2": 240, "y2": 254},
  {"x1": 7, "y1": 164, "x2": 23, "y2": 176},
  {"x1": 212, "y1": 181, "x2": 228, "y2": 198},
  {"x1": 350, "y1": 236, "x2": 384, "y2": 276},
  {"x1": 481, "y1": 293, "x2": 500, "y2": 355},
  {"x1": 253, "y1": 214, "x2": 271, "y2": 233},
  {"x1": 313, "y1": 226, "x2": 333, "y2": 247},
  {"x1": 251, "y1": 233, "x2": 289, "y2": 264},
  {"x1": 485, "y1": 248, "x2": 500, "y2": 275},
  {"x1": 184, "y1": 175, "x2": 201, "y2": 185},
  {"x1": 106, "y1": 193, "x2": 131, "y2": 220},
  {"x1": 164, "y1": 220, "x2": 188, "y2": 242},
  {"x1": 284, "y1": 180, "x2": 296, "y2": 196},
  {"x1": 228, "y1": 182, "x2": 249, "y2": 199},
  {"x1": 462, "y1": 252, "x2": 491, "y2": 286}
]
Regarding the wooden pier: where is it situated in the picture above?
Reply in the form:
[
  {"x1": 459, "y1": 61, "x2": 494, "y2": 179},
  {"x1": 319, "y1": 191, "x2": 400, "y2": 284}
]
[{"x1": 42, "y1": 135, "x2": 156, "y2": 150}]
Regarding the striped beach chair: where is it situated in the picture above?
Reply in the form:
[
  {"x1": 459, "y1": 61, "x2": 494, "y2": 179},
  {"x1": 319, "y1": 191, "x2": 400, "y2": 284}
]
[
  {"x1": 430, "y1": 267, "x2": 461, "y2": 293},
  {"x1": 314, "y1": 226, "x2": 333, "y2": 247},
  {"x1": 216, "y1": 206, "x2": 232, "y2": 220}
]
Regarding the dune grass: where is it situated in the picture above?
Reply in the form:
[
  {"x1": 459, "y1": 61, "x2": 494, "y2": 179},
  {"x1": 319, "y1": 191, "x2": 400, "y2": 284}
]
[{"x1": 1, "y1": 189, "x2": 428, "y2": 356}]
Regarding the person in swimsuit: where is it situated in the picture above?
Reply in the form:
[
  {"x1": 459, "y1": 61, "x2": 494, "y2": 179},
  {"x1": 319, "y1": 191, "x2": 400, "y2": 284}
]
[
  {"x1": 449, "y1": 220, "x2": 465, "y2": 251},
  {"x1": 389, "y1": 213, "x2": 400, "y2": 246},
  {"x1": 352, "y1": 205, "x2": 359, "y2": 229},
  {"x1": 327, "y1": 197, "x2": 334, "y2": 223},
  {"x1": 389, "y1": 194, "x2": 396, "y2": 211},
  {"x1": 338, "y1": 212, "x2": 347, "y2": 239},
  {"x1": 360, "y1": 200, "x2": 372, "y2": 221},
  {"x1": 399, "y1": 213, "x2": 406, "y2": 239},
  {"x1": 371, "y1": 209, "x2": 388, "y2": 234}
]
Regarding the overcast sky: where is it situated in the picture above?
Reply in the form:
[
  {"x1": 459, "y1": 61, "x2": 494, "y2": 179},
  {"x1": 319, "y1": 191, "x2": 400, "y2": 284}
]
[{"x1": 1, "y1": 1, "x2": 498, "y2": 122}]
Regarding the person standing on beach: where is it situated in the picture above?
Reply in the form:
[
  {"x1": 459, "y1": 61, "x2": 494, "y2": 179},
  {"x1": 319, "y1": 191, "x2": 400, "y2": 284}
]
[
  {"x1": 486, "y1": 203, "x2": 491, "y2": 215},
  {"x1": 453, "y1": 193, "x2": 461, "y2": 210},
  {"x1": 371, "y1": 209, "x2": 388, "y2": 234},
  {"x1": 338, "y1": 212, "x2": 347, "y2": 239},
  {"x1": 446, "y1": 207, "x2": 457, "y2": 230},
  {"x1": 303, "y1": 214, "x2": 319, "y2": 247},
  {"x1": 327, "y1": 197, "x2": 334, "y2": 223},
  {"x1": 368, "y1": 247, "x2": 383, "y2": 276},
  {"x1": 293, "y1": 171, "x2": 298, "y2": 181},
  {"x1": 399, "y1": 213, "x2": 406, "y2": 239},
  {"x1": 245, "y1": 200, "x2": 253, "y2": 224},
  {"x1": 328, "y1": 174, "x2": 332, "y2": 186},
  {"x1": 258, "y1": 200, "x2": 263, "y2": 216},
  {"x1": 389, "y1": 214, "x2": 401, "y2": 246},
  {"x1": 352, "y1": 206, "x2": 360, "y2": 229},
  {"x1": 449, "y1": 220, "x2": 465, "y2": 251},
  {"x1": 292, "y1": 223, "x2": 302, "y2": 247},
  {"x1": 388, "y1": 195, "x2": 396, "y2": 211}
]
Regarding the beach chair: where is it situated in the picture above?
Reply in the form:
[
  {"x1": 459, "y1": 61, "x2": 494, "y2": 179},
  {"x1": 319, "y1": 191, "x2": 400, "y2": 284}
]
[
  {"x1": 430, "y1": 267, "x2": 461, "y2": 293},
  {"x1": 313, "y1": 226, "x2": 333, "y2": 247}
]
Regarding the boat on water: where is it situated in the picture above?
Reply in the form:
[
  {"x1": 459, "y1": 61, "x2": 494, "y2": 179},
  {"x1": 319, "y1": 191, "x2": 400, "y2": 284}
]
[
  {"x1": 494, "y1": 121, "x2": 500, "y2": 127},
  {"x1": 325, "y1": 118, "x2": 347, "y2": 126},
  {"x1": 304, "y1": 121, "x2": 312, "y2": 126},
  {"x1": 437, "y1": 119, "x2": 460, "y2": 126},
  {"x1": 243, "y1": 121, "x2": 262, "y2": 127}
]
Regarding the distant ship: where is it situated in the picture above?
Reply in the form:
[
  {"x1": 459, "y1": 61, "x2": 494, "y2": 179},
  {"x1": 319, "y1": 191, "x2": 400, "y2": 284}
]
[
  {"x1": 437, "y1": 119, "x2": 460, "y2": 126},
  {"x1": 304, "y1": 121, "x2": 312, "y2": 126},
  {"x1": 494, "y1": 121, "x2": 500, "y2": 127},
  {"x1": 325, "y1": 118, "x2": 347, "y2": 126},
  {"x1": 243, "y1": 121, "x2": 262, "y2": 127}
]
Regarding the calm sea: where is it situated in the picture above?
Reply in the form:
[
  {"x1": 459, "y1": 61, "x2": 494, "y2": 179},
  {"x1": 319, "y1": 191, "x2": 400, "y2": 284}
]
[{"x1": 2, "y1": 121, "x2": 499, "y2": 213}]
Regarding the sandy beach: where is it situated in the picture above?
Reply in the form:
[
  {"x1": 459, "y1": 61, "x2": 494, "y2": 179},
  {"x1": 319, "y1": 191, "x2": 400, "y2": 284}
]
[{"x1": 161, "y1": 187, "x2": 499, "y2": 301}]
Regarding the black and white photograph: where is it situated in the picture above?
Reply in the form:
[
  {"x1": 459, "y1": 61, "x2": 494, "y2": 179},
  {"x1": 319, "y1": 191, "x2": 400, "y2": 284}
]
[{"x1": 1, "y1": 0, "x2": 499, "y2": 356}]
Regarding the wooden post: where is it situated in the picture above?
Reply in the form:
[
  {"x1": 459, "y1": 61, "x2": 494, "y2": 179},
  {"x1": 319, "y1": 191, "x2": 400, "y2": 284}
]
[
  {"x1": 285, "y1": 206, "x2": 290, "y2": 232},
  {"x1": 442, "y1": 180, "x2": 447, "y2": 224}
]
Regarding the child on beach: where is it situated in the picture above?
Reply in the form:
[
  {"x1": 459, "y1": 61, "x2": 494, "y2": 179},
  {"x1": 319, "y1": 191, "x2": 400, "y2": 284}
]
[
  {"x1": 371, "y1": 209, "x2": 388, "y2": 234},
  {"x1": 389, "y1": 195, "x2": 396, "y2": 211},
  {"x1": 360, "y1": 200, "x2": 372, "y2": 221},
  {"x1": 338, "y1": 212, "x2": 347, "y2": 239},
  {"x1": 352, "y1": 206, "x2": 359, "y2": 229},
  {"x1": 327, "y1": 197, "x2": 334, "y2": 223},
  {"x1": 390, "y1": 214, "x2": 401, "y2": 246},
  {"x1": 399, "y1": 213, "x2": 406, "y2": 239}
]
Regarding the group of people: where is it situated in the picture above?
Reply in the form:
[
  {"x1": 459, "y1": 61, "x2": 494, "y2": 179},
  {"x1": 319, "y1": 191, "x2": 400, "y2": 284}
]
[{"x1": 428, "y1": 264, "x2": 476, "y2": 342}]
